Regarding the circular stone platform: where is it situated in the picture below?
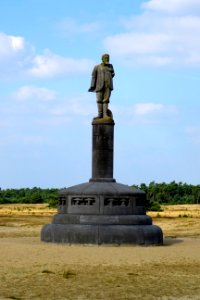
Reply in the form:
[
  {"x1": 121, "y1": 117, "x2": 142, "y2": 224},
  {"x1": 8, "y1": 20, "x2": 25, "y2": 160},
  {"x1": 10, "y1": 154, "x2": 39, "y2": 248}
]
[{"x1": 41, "y1": 181, "x2": 163, "y2": 245}]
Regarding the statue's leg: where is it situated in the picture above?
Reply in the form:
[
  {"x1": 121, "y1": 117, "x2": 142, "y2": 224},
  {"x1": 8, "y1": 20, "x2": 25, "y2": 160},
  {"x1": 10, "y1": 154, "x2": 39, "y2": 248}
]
[
  {"x1": 103, "y1": 89, "x2": 111, "y2": 117},
  {"x1": 97, "y1": 102, "x2": 103, "y2": 118},
  {"x1": 96, "y1": 92, "x2": 103, "y2": 118},
  {"x1": 103, "y1": 103, "x2": 108, "y2": 117}
]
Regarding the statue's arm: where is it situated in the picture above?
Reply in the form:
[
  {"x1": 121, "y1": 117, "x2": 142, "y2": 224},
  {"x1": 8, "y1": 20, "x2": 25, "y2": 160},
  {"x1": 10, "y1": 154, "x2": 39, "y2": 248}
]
[
  {"x1": 111, "y1": 64, "x2": 115, "y2": 78},
  {"x1": 88, "y1": 66, "x2": 97, "y2": 92}
]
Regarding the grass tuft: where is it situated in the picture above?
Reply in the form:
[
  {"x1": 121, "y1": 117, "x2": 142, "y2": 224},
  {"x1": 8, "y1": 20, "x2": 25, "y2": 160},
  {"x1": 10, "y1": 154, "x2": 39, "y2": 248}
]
[
  {"x1": 41, "y1": 269, "x2": 55, "y2": 274},
  {"x1": 63, "y1": 270, "x2": 76, "y2": 279}
]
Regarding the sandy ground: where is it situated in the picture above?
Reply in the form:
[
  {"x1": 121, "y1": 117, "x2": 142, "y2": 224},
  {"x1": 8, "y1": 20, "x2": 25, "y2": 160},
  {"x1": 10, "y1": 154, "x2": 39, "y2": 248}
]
[{"x1": 0, "y1": 204, "x2": 200, "y2": 300}]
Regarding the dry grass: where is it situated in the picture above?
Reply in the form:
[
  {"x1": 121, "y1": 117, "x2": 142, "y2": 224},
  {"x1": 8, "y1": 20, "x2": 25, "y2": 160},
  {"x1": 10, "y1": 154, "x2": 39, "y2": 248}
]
[
  {"x1": 0, "y1": 204, "x2": 200, "y2": 299},
  {"x1": 149, "y1": 204, "x2": 200, "y2": 218},
  {"x1": 0, "y1": 204, "x2": 54, "y2": 238},
  {"x1": 149, "y1": 204, "x2": 200, "y2": 238},
  {"x1": 0, "y1": 203, "x2": 56, "y2": 216},
  {"x1": 1, "y1": 203, "x2": 200, "y2": 238}
]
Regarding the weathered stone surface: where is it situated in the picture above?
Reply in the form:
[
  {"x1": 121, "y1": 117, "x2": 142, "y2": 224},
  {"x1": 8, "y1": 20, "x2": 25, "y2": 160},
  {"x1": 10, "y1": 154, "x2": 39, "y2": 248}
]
[
  {"x1": 59, "y1": 181, "x2": 143, "y2": 195},
  {"x1": 41, "y1": 223, "x2": 163, "y2": 245},
  {"x1": 41, "y1": 181, "x2": 163, "y2": 245},
  {"x1": 57, "y1": 182, "x2": 146, "y2": 215},
  {"x1": 52, "y1": 214, "x2": 152, "y2": 225},
  {"x1": 90, "y1": 121, "x2": 115, "y2": 182}
]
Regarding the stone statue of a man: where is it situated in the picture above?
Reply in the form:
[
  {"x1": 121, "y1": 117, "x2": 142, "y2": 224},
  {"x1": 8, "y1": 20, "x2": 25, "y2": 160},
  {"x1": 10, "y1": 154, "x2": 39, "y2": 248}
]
[{"x1": 88, "y1": 54, "x2": 115, "y2": 119}]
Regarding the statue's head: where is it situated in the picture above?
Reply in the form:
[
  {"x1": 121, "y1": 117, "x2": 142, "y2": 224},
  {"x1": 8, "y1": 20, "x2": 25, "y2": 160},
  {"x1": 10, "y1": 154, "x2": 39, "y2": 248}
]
[{"x1": 102, "y1": 53, "x2": 110, "y2": 64}]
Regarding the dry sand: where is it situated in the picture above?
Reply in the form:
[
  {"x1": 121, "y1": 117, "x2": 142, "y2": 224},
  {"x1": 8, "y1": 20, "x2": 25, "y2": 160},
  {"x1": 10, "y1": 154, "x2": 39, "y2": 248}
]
[{"x1": 0, "y1": 204, "x2": 200, "y2": 300}]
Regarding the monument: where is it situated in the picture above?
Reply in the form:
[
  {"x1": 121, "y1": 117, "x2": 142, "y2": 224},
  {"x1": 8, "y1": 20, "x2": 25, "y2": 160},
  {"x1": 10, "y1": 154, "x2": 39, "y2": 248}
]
[{"x1": 41, "y1": 54, "x2": 163, "y2": 245}]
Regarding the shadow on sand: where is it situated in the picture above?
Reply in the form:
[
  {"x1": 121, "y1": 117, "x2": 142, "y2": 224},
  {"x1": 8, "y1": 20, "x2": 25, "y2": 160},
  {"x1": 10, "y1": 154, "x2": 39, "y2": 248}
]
[{"x1": 163, "y1": 237, "x2": 184, "y2": 246}]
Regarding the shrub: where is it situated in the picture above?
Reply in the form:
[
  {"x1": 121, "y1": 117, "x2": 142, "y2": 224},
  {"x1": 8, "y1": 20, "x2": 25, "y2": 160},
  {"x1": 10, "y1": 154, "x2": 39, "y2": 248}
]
[{"x1": 148, "y1": 201, "x2": 162, "y2": 212}]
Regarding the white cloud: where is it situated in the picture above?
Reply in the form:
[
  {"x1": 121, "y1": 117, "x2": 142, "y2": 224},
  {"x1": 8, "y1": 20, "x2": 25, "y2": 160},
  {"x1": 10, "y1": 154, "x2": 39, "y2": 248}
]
[
  {"x1": 142, "y1": 0, "x2": 200, "y2": 14},
  {"x1": 121, "y1": 14, "x2": 200, "y2": 33},
  {"x1": 133, "y1": 103, "x2": 177, "y2": 118},
  {"x1": 112, "y1": 102, "x2": 178, "y2": 125},
  {"x1": 15, "y1": 85, "x2": 56, "y2": 102},
  {"x1": 28, "y1": 49, "x2": 93, "y2": 78},
  {"x1": 134, "y1": 103, "x2": 166, "y2": 115},
  {"x1": 6, "y1": 88, "x2": 95, "y2": 128},
  {"x1": 105, "y1": 33, "x2": 172, "y2": 55},
  {"x1": 2, "y1": 76, "x2": 178, "y2": 134},
  {"x1": 104, "y1": 1, "x2": 200, "y2": 67},
  {"x1": 0, "y1": 33, "x2": 26, "y2": 57},
  {"x1": 0, "y1": 32, "x2": 34, "y2": 79},
  {"x1": 0, "y1": 32, "x2": 94, "y2": 80},
  {"x1": 50, "y1": 94, "x2": 94, "y2": 117},
  {"x1": 104, "y1": 32, "x2": 174, "y2": 66}
]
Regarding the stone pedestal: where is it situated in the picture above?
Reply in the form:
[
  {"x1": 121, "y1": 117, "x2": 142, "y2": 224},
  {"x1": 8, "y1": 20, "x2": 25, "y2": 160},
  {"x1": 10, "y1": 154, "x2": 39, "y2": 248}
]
[
  {"x1": 41, "y1": 117, "x2": 163, "y2": 245},
  {"x1": 90, "y1": 119, "x2": 115, "y2": 182}
]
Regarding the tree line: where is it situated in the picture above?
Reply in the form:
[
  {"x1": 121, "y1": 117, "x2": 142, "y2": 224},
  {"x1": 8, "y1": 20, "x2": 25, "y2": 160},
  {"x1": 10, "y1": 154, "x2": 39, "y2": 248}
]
[
  {"x1": 132, "y1": 181, "x2": 200, "y2": 210},
  {"x1": 0, "y1": 181, "x2": 200, "y2": 210},
  {"x1": 0, "y1": 187, "x2": 58, "y2": 207}
]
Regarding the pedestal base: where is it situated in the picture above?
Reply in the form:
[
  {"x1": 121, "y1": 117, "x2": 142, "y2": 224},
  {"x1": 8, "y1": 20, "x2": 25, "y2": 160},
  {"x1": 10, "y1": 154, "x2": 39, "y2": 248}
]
[
  {"x1": 41, "y1": 223, "x2": 162, "y2": 245},
  {"x1": 41, "y1": 181, "x2": 163, "y2": 246}
]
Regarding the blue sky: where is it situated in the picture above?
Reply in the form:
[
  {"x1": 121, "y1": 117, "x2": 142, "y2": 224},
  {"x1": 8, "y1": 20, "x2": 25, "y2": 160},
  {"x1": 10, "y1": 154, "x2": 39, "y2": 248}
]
[{"x1": 1, "y1": 0, "x2": 200, "y2": 188}]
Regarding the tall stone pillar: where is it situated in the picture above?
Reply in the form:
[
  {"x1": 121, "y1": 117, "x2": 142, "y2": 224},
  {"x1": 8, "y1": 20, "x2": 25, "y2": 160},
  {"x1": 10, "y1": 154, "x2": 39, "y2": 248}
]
[{"x1": 90, "y1": 119, "x2": 115, "y2": 182}]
